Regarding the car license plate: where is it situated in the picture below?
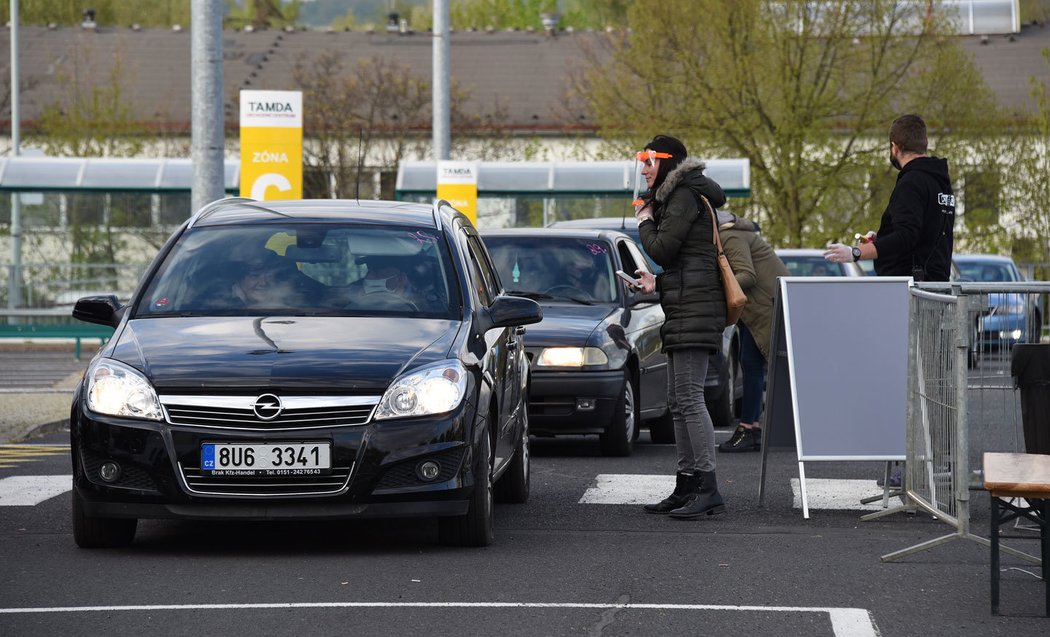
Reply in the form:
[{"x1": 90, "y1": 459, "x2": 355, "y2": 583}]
[{"x1": 201, "y1": 442, "x2": 331, "y2": 476}]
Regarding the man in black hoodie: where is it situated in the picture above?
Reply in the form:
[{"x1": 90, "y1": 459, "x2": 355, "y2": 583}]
[{"x1": 825, "y1": 114, "x2": 955, "y2": 282}]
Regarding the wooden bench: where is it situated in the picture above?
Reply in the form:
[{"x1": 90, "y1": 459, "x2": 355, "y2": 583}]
[
  {"x1": 984, "y1": 452, "x2": 1050, "y2": 616},
  {"x1": 0, "y1": 323, "x2": 114, "y2": 361}
]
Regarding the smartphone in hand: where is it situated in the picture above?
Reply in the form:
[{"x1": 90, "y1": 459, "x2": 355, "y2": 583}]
[{"x1": 616, "y1": 270, "x2": 641, "y2": 288}]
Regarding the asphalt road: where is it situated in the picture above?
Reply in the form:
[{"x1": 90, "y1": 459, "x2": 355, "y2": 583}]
[{"x1": 1, "y1": 423, "x2": 1046, "y2": 637}]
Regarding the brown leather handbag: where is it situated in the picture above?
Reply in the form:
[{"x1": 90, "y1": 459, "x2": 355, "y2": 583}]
[{"x1": 700, "y1": 194, "x2": 747, "y2": 326}]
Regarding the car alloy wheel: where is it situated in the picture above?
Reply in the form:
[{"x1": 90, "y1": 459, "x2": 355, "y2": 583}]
[{"x1": 495, "y1": 401, "x2": 530, "y2": 504}]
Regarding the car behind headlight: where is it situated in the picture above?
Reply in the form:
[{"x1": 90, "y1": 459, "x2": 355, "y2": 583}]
[
  {"x1": 375, "y1": 360, "x2": 469, "y2": 420},
  {"x1": 86, "y1": 359, "x2": 164, "y2": 421},
  {"x1": 535, "y1": 347, "x2": 609, "y2": 368}
]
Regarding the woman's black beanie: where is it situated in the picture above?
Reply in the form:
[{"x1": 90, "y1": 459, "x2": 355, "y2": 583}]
[{"x1": 645, "y1": 134, "x2": 688, "y2": 189}]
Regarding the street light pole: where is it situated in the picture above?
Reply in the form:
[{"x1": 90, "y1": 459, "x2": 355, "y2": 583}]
[
  {"x1": 432, "y1": 0, "x2": 450, "y2": 161},
  {"x1": 191, "y1": 0, "x2": 226, "y2": 214},
  {"x1": 8, "y1": 0, "x2": 22, "y2": 310}
]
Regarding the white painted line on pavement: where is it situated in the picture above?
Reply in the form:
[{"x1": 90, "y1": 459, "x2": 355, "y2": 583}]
[
  {"x1": 791, "y1": 478, "x2": 897, "y2": 512},
  {"x1": 0, "y1": 601, "x2": 878, "y2": 636},
  {"x1": 578, "y1": 473, "x2": 673, "y2": 504},
  {"x1": 0, "y1": 475, "x2": 71, "y2": 506},
  {"x1": 580, "y1": 474, "x2": 897, "y2": 514}
]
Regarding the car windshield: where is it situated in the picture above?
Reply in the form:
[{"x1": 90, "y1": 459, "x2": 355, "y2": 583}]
[
  {"x1": 780, "y1": 256, "x2": 845, "y2": 277},
  {"x1": 550, "y1": 220, "x2": 662, "y2": 274},
  {"x1": 134, "y1": 224, "x2": 460, "y2": 319},
  {"x1": 955, "y1": 260, "x2": 1019, "y2": 283},
  {"x1": 485, "y1": 236, "x2": 619, "y2": 304}
]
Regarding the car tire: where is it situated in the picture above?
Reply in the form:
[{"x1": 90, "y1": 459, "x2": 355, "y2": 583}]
[
  {"x1": 600, "y1": 371, "x2": 636, "y2": 457},
  {"x1": 439, "y1": 430, "x2": 494, "y2": 547},
  {"x1": 72, "y1": 490, "x2": 137, "y2": 549},
  {"x1": 494, "y1": 405, "x2": 530, "y2": 504},
  {"x1": 648, "y1": 411, "x2": 676, "y2": 444}
]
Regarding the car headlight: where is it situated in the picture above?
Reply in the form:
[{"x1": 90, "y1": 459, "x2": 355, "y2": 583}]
[
  {"x1": 535, "y1": 347, "x2": 609, "y2": 368},
  {"x1": 86, "y1": 359, "x2": 164, "y2": 421},
  {"x1": 375, "y1": 360, "x2": 469, "y2": 420}
]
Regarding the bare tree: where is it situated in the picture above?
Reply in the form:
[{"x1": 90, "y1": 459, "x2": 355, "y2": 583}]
[{"x1": 293, "y1": 51, "x2": 513, "y2": 198}]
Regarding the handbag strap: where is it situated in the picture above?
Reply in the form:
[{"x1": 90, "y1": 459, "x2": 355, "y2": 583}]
[{"x1": 698, "y1": 194, "x2": 726, "y2": 255}]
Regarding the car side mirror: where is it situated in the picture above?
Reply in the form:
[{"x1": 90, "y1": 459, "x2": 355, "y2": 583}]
[
  {"x1": 73, "y1": 295, "x2": 124, "y2": 328},
  {"x1": 628, "y1": 290, "x2": 659, "y2": 306},
  {"x1": 486, "y1": 295, "x2": 543, "y2": 330}
]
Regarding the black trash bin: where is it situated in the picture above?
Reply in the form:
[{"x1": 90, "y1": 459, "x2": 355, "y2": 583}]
[{"x1": 1010, "y1": 343, "x2": 1050, "y2": 455}]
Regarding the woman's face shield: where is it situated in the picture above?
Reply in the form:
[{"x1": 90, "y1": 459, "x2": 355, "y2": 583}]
[{"x1": 632, "y1": 150, "x2": 673, "y2": 205}]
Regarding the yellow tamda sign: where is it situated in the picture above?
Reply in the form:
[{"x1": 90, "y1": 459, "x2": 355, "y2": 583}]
[
  {"x1": 437, "y1": 161, "x2": 478, "y2": 222},
  {"x1": 240, "y1": 90, "x2": 303, "y2": 200}
]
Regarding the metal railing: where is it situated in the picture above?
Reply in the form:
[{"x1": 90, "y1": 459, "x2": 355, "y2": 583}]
[
  {"x1": 882, "y1": 281, "x2": 1049, "y2": 563},
  {"x1": 2, "y1": 263, "x2": 143, "y2": 314}
]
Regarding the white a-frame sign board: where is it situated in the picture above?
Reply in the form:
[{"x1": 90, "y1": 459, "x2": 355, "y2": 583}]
[{"x1": 757, "y1": 277, "x2": 910, "y2": 518}]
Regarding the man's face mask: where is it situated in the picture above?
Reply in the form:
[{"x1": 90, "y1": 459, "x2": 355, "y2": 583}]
[{"x1": 363, "y1": 274, "x2": 396, "y2": 294}]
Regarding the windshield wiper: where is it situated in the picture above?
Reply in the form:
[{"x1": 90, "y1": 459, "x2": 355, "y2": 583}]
[
  {"x1": 507, "y1": 290, "x2": 554, "y2": 300},
  {"x1": 546, "y1": 294, "x2": 594, "y2": 305}
]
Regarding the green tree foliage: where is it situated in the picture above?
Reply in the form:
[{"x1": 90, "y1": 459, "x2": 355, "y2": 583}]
[
  {"x1": 573, "y1": 0, "x2": 997, "y2": 248},
  {"x1": 1, "y1": 1, "x2": 190, "y2": 27},
  {"x1": 225, "y1": 0, "x2": 300, "y2": 30},
  {"x1": 1005, "y1": 48, "x2": 1050, "y2": 266},
  {"x1": 448, "y1": 0, "x2": 626, "y2": 31},
  {"x1": 31, "y1": 53, "x2": 147, "y2": 158}
]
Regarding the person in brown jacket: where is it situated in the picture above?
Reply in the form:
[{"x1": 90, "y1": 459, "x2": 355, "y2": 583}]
[{"x1": 716, "y1": 214, "x2": 789, "y2": 452}]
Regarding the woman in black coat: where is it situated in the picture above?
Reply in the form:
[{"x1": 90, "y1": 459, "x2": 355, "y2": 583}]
[{"x1": 633, "y1": 134, "x2": 728, "y2": 519}]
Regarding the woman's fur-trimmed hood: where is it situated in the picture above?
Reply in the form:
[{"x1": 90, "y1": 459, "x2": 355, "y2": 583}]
[{"x1": 654, "y1": 157, "x2": 708, "y2": 203}]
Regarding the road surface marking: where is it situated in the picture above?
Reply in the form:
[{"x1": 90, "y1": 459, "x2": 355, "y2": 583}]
[
  {"x1": 0, "y1": 601, "x2": 878, "y2": 636},
  {"x1": 579, "y1": 474, "x2": 897, "y2": 512},
  {"x1": 0, "y1": 475, "x2": 71, "y2": 506},
  {"x1": 791, "y1": 478, "x2": 899, "y2": 512},
  {"x1": 0, "y1": 445, "x2": 68, "y2": 469}
]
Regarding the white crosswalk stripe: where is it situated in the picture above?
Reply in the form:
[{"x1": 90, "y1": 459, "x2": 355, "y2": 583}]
[
  {"x1": 0, "y1": 475, "x2": 72, "y2": 506},
  {"x1": 579, "y1": 474, "x2": 897, "y2": 511}
]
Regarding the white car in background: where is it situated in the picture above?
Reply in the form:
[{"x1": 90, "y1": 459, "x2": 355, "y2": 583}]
[{"x1": 775, "y1": 248, "x2": 866, "y2": 277}]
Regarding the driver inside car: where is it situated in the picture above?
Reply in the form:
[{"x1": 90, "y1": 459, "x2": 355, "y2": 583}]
[{"x1": 560, "y1": 248, "x2": 612, "y2": 302}]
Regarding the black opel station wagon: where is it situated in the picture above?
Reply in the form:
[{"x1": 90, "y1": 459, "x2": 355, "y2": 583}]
[{"x1": 69, "y1": 198, "x2": 542, "y2": 548}]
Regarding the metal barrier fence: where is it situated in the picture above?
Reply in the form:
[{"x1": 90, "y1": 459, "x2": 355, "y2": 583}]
[
  {"x1": 3, "y1": 263, "x2": 143, "y2": 314},
  {"x1": 882, "y1": 281, "x2": 1050, "y2": 563}
]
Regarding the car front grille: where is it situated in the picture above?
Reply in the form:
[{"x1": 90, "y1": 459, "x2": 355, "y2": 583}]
[
  {"x1": 160, "y1": 395, "x2": 379, "y2": 431},
  {"x1": 178, "y1": 463, "x2": 354, "y2": 497}
]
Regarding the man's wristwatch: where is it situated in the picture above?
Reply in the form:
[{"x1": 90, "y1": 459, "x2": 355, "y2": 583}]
[{"x1": 851, "y1": 246, "x2": 861, "y2": 262}]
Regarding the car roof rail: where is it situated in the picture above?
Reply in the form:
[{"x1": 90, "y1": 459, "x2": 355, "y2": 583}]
[
  {"x1": 187, "y1": 196, "x2": 257, "y2": 229},
  {"x1": 431, "y1": 199, "x2": 448, "y2": 232}
]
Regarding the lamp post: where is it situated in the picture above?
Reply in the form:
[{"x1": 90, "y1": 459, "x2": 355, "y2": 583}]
[
  {"x1": 191, "y1": 0, "x2": 226, "y2": 214},
  {"x1": 8, "y1": 0, "x2": 22, "y2": 310},
  {"x1": 432, "y1": 0, "x2": 450, "y2": 161}
]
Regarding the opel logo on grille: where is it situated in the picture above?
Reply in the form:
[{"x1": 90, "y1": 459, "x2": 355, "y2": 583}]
[{"x1": 252, "y1": 393, "x2": 284, "y2": 421}]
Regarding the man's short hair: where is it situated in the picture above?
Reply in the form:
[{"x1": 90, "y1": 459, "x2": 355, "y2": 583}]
[{"x1": 890, "y1": 114, "x2": 928, "y2": 155}]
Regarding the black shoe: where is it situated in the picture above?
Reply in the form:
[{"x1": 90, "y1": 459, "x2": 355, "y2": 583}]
[
  {"x1": 644, "y1": 471, "x2": 700, "y2": 514},
  {"x1": 718, "y1": 426, "x2": 760, "y2": 453},
  {"x1": 669, "y1": 471, "x2": 726, "y2": 519},
  {"x1": 876, "y1": 467, "x2": 902, "y2": 488}
]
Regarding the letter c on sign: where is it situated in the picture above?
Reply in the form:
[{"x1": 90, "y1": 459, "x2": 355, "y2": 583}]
[{"x1": 250, "y1": 173, "x2": 293, "y2": 200}]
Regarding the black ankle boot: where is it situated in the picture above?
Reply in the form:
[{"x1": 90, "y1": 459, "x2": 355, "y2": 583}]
[
  {"x1": 644, "y1": 471, "x2": 700, "y2": 514},
  {"x1": 719, "y1": 426, "x2": 760, "y2": 452},
  {"x1": 669, "y1": 470, "x2": 726, "y2": 519}
]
